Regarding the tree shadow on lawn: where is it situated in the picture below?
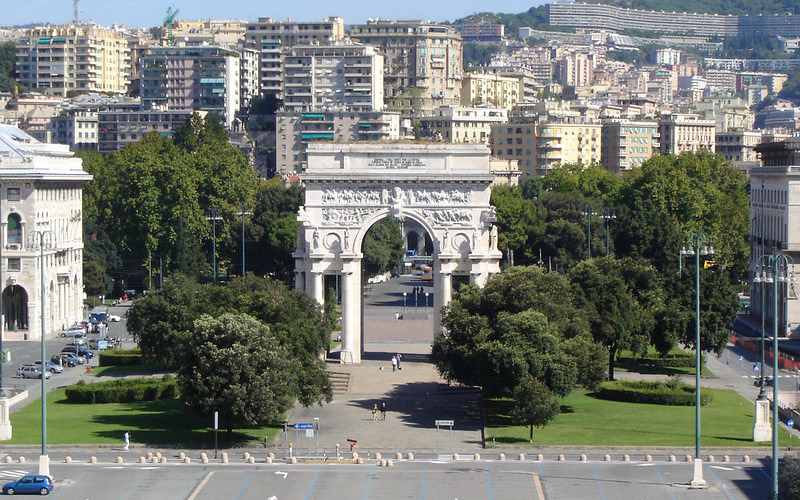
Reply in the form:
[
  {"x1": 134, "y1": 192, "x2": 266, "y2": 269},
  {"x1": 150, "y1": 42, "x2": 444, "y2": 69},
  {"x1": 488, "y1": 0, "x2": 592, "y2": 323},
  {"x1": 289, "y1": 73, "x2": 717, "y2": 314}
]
[
  {"x1": 80, "y1": 399, "x2": 279, "y2": 447},
  {"x1": 485, "y1": 399, "x2": 575, "y2": 427}
]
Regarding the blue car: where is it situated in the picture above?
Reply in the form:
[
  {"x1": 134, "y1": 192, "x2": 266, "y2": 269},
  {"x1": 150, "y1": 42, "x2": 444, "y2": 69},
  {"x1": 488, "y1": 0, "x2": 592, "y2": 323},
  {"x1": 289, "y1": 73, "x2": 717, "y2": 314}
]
[{"x1": 2, "y1": 474, "x2": 53, "y2": 495}]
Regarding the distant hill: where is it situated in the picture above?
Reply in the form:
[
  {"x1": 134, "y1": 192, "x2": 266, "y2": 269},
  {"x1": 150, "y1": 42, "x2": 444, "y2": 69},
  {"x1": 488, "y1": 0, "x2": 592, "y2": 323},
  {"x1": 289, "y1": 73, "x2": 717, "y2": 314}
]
[{"x1": 451, "y1": 0, "x2": 800, "y2": 38}]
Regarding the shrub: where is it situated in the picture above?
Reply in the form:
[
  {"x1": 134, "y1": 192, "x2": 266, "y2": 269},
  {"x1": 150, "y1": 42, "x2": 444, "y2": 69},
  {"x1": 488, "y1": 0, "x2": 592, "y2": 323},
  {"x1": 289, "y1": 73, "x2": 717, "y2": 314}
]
[
  {"x1": 99, "y1": 349, "x2": 146, "y2": 366},
  {"x1": 64, "y1": 378, "x2": 177, "y2": 404},
  {"x1": 617, "y1": 353, "x2": 705, "y2": 369},
  {"x1": 597, "y1": 380, "x2": 713, "y2": 406},
  {"x1": 780, "y1": 455, "x2": 800, "y2": 499}
]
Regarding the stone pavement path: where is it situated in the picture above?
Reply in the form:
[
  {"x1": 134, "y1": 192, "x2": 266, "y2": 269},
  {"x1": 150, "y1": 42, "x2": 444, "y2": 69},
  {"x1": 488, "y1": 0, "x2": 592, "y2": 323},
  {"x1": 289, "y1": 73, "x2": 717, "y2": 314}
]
[{"x1": 285, "y1": 342, "x2": 482, "y2": 456}]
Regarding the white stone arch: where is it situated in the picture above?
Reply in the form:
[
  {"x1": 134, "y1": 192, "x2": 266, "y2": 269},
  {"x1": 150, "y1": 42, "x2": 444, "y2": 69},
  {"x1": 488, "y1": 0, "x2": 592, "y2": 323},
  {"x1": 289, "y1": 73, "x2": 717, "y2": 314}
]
[{"x1": 294, "y1": 143, "x2": 503, "y2": 364}]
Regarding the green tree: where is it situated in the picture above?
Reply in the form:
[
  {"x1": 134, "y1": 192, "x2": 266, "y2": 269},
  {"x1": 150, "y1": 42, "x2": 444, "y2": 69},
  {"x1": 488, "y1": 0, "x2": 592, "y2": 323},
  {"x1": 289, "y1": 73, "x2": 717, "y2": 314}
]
[
  {"x1": 779, "y1": 455, "x2": 800, "y2": 500},
  {"x1": 0, "y1": 42, "x2": 21, "y2": 93},
  {"x1": 490, "y1": 185, "x2": 539, "y2": 265},
  {"x1": 177, "y1": 313, "x2": 297, "y2": 437},
  {"x1": 362, "y1": 218, "x2": 404, "y2": 279},
  {"x1": 511, "y1": 376, "x2": 561, "y2": 442}
]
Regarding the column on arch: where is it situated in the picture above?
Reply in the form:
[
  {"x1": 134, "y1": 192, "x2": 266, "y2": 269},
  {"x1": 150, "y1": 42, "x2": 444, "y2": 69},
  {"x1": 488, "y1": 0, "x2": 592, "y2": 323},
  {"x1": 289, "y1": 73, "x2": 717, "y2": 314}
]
[
  {"x1": 433, "y1": 270, "x2": 452, "y2": 336},
  {"x1": 340, "y1": 260, "x2": 362, "y2": 364},
  {"x1": 309, "y1": 271, "x2": 324, "y2": 306}
]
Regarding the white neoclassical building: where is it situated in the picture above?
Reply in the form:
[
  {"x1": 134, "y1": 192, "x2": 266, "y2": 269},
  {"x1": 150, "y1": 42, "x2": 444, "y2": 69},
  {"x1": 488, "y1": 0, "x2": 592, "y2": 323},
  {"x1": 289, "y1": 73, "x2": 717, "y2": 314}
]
[
  {"x1": 0, "y1": 125, "x2": 91, "y2": 341},
  {"x1": 294, "y1": 143, "x2": 503, "y2": 363}
]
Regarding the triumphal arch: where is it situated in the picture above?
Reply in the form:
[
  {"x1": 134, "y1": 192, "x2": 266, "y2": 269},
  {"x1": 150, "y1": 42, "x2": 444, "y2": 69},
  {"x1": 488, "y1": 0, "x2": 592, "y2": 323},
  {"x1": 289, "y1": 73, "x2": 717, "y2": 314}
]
[{"x1": 294, "y1": 143, "x2": 502, "y2": 363}]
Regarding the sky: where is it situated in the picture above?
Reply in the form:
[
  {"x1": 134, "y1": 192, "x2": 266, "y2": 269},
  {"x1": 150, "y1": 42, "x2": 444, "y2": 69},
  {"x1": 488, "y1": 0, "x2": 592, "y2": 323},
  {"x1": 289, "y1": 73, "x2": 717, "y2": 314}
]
[{"x1": 3, "y1": 0, "x2": 546, "y2": 28}]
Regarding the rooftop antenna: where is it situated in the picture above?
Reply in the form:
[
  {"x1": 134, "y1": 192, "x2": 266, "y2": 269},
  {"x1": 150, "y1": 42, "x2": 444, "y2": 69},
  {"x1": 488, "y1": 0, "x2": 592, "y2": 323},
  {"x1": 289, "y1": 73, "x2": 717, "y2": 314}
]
[{"x1": 72, "y1": 0, "x2": 80, "y2": 23}]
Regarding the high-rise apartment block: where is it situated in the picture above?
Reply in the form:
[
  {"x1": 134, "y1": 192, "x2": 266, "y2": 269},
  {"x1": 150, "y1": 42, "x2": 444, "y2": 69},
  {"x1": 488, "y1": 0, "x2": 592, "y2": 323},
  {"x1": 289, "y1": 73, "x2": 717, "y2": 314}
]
[
  {"x1": 656, "y1": 48, "x2": 681, "y2": 66},
  {"x1": 600, "y1": 120, "x2": 659, "y2": 174},
  {"x1": 282, "y1": 43, "x2": 384, "y2": 112},
  {"x1": 15, "y1": 24, "x2": 131, "y2": 97},
  {"x1": 350, "y1": 20, "x2": 463, "y2": 115},
  {"x1": 139, "y1": 46, "x2": 244, "y2": 127},
  {"x1": 657, "y1": 114, "x2": 716, "y2": 155}
]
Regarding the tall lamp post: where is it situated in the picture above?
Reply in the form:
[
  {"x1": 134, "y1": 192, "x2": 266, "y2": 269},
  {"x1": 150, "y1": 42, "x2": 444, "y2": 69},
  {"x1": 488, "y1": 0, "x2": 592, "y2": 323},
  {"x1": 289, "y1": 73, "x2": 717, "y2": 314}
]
[
  {"x1": 28, "y1": 229, "x2": 55, "y2": 476},
  {"x1": 581, "y1": 205, "x2": 596, "y2": 259},
  {"x1": 753, "y1": 258, "x2": 773, "y2": 400},
  {"x1": 235, "y1": 205, "x2": 250, "y2": 284},
  {"x1": 206, "y1": 208, "x2": 222, "y2": 283},
  {"x1": 681, "y1": 232, "x2": 713, "y2": 487},
  {"x1": 600, "y1": 207, "x2": 616, "y2": 256}
]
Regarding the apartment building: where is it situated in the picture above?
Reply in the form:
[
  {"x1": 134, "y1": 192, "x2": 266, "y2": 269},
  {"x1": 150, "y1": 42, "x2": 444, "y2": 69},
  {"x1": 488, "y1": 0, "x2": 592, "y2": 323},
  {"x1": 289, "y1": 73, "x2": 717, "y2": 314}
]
[
  {"x1": 750, "y1": 138, "x2": 800, "y2": 338},
  {"x1": 558, "y1": 53, "x2": 596, "y2": 87},
  {"x1": 656, "y1": 48, "x2": 681, "y2": 66},
  {"x1": 455, "y1": 25, "x2": 505, "y2": 42},
  {"x1": 282, "y1": 43, "x2": 384, "y2": 113},
  {"x1": 658, "y1": 114, "x2": 716, "y2": 155},
  {"x1": 716, "y1": 130, "x2": 763, "y2": 169},
  {"x1": 600, "y1": 120, "x2": 659, "y2": 174},
  {"x1": 460, "y1": 73, "x2": 521, "y2": 109},
  {"x1": 97, "y1": 109, "x2": 195, "y2": 153},
  {"x1": 15, "y1": 24, "x2": 130, "y2": 97},
  {"x1": 350, "y1": 20, "x2": 463, "y2": 115},
  {"x1": 491, "y1": 118, "x2": 601, "y2": 179},
  {"x1": 139, "y1": 46, "x2": 244, "y2": 127},
  {"x1": 240, "y1": 48, "x2": 260, "y2": 110},
  {"x1": 244, "y1": 17, "x2": 346, "y2": 98},
  {"x1": 276, "y1": 110, "x2": 401, "y2": 173},
  {"x1": 48, "y1": 111, "x2": 98, "y2": 151},
  {"x1": 418, "y1": 106, "x2": 507, "y2": 144}
]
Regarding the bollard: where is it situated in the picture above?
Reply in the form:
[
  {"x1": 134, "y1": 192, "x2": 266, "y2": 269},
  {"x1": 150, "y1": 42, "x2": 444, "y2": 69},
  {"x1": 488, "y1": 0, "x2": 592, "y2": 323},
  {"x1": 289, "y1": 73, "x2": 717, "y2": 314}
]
[
  {"x1": 248, "y1": 457, "x2": 255, "y2": 464},
  {"x1": 604, "y1": 454, "x2": 611, "y2": 462},
  {"x1": 290, "y1": 457, "x2": 297, "y2": 464},
  {"x1": 580, "y1": 454, "x2": 587, "y2": 462},
  {"x1": 89, "y1": 456, "x2": 97, "y2": 464},
  {"x1": 379, "y1": 459, "x2": 387, "y2": 467},
  {"x1": 65, "y1": 457, "x2": 72, "y2": 464},
  {"x1": 558, "y1": 454, "x2": 565, "y2": 461},
  {"x1": 669, "y1": 455, "x2": 676, "y2": 462},
  {"x1": 623, "y1": 455, "x2": 630, "y2": 462},
  {"x1": 498, "y1": 453, "x2": 506, "y2": 461},
  {"x1": 268, "y1": 452, "x2": 275, "y2": 460},
  {"x1": 160, "y1": 457, "x2": 167, "y2": 464},
  {"x1": 266, "y1": 457, "x2": 273, "y2": 464},
  {"x1": 201, "y1": 456, "x2": 209, "y2": 464},
  {"x1": 221, "y1": 452, "x2": 228, "y2": 464},
  {"x1": 179, "y1": 452, "x2": 186, "y2": 460},
  {"x1": 356, "y1": 457, "x2": 363, "y2": 464},
  {"x1": 452, "y1": 453, "x2": 459, "y2": 460},
  {"x1": 4, "y1": 456, "x2": 11, "y2": 463},
  {"x1": 155, "y1": 452, "x2": 162, "y2": 459},
  {"x1": 352, "y1": 452, "x2": 359, "y2": 460},
  {"x1": 743, "y1": 455, "x2": 750, "y2": 463},
  {"x1": 518, "y1": 453, "x2": 525, "y2": 461},
  {"x1": 707, "y1": 455, "x2": 715, "y2": 463},
  {"x1": 200, "y1": 452, "x2": 207, "y2": 460},
  {"x1": 375, "y1": 452, "x2": 381, "y2": 460},
  {"x1": 146, "y1": 452, "x2": 153, "y2": 459},
  {"x1": 184, "y1": 457, "x2": 191, "y2": 464},
  {"x1": 685, "y1": 455, "x2": 692, "y2": 462},
  {"x1": 18, "y1": 457, "x2": 24, "y2": 463},
  {"x1": 387, "y1": 459, "x2": 394, "y2": 467},
  {"x1": 116, "y1": 457, "x2": 122, "y2": 464},
  {"x1": 396, "y1": 452, "x2": 403, "y2": 460},
  {"x1": 407, "y1": 452, "x2": 414, "y2": 460},
  {"x1": 138, "y1": 457, "x2": 146, "y2": 464},
  {"x1": 645, "y1": 455, "x2": 652, "y2": 462},
  {"x1": 243, "y1": 452, "x2": 250, "y2": 460},
  {"x1": 151, "y1": 456, "x2": 158, "y2": 463},
  {"x1": 723, "y1": 455, "x2": 730, "y2": 463},
  {"x1": 537, "y1": 454, "x2": 544, "y2": 462},
  {"x1": 474, "y1": 454, "x2": 481, "y2": 460}
]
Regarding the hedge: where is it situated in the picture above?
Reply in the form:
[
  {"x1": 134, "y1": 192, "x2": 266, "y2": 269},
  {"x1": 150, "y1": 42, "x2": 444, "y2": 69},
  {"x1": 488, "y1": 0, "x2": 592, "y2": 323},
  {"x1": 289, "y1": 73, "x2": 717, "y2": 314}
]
[
  {"x1": 64, "y1": 377, "x2": 177, "y2": 404},
  {"x1": 98, "y1": 348, "x2": 146, "y2": 366},
  {"x1": 617, "y1": 353, "x2": 705, "y2": 369},
  {"x1": 597, "y1": 380, "x2": 713, "y2": 406}
]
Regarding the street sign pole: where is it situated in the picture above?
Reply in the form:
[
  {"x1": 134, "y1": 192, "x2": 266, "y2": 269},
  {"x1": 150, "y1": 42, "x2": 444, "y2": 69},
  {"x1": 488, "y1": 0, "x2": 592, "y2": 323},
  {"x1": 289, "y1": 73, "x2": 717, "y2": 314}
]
[
  {"x1": 213, "y1": 411, "x2": 218, "y2": 459},
  {"x1": 789, "y1": 419, "x2": 795, "y2": 451}
]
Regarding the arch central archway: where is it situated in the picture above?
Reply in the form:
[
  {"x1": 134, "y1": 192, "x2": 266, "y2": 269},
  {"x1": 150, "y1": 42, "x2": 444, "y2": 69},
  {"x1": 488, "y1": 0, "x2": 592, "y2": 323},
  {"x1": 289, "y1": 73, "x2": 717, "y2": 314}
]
[{"x1": 294, "y1": 143, "x2": 503, "y2": 364}]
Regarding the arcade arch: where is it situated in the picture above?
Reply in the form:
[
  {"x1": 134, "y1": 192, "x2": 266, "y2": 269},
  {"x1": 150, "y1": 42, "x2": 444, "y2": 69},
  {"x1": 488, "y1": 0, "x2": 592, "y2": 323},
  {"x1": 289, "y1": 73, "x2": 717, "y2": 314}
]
[{"x1": 2, "y1": 285, "x2": 29, "y2": 331}]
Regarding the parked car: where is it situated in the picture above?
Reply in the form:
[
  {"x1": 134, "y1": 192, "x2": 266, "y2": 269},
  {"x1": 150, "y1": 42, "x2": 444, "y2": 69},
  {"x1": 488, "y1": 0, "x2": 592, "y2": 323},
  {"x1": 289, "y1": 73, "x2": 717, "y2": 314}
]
[
  {"x1": 61, "y1": 326, "x2": 85, "y2": 338},
  {"x1": 59, "y1": 349, "x2": 86, "y2": 365},
  {"x1": 34, "y1": 360, "x2": 63, "y2": 374},
  {"x1": 2, "y1": 474, "x2": 53, "y2": 495},
  {"x1": 17, "y1": 365, "x2": 51, "y2": 379},
  {"x1": 72, "y1": 333, "x2": 86, "y2": 346},
  {"x1": 51, "y1": 354, "x2": 77, "y2": 368},
  {"x1": 62, "y1": 345, "x2": 92, "y2": 360},
  {"x1": 108, "y1": 314, "x2": 121, "y2": 322}
]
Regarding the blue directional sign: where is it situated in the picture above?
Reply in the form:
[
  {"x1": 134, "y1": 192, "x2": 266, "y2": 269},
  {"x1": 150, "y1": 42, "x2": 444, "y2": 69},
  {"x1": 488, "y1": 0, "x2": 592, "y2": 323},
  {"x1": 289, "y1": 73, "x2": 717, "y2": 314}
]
[
  {"x1": 294, "y1": 423, "x2": 313, "y2": 430},
  {"x1": 789, "y1": 419, "x2": 795, "y2": 428}
]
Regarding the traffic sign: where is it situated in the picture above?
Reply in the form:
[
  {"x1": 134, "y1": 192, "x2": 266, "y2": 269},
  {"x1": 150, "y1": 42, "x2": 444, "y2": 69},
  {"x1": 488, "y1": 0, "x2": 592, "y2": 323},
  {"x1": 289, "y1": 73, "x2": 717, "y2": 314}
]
[
  {"x1": 294, "y1": 423, "x2": 313, "y2": 430},
  {"x1": 435, "y1": 420, "x2": 454, "y2": 427},
  {"x1": 789, "y1": 419, "x2": 795, "y2": 428}
]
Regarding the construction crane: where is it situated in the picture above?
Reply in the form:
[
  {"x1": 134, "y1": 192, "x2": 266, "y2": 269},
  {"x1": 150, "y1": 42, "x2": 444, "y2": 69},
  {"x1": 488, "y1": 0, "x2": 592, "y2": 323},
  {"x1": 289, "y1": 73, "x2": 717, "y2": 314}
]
[
  {"x1": 72, "y1": 0, "x2": 80, "y2": 23},
  {"x1": 164, "y1": 6, "x2": 180, "y2": 46}
]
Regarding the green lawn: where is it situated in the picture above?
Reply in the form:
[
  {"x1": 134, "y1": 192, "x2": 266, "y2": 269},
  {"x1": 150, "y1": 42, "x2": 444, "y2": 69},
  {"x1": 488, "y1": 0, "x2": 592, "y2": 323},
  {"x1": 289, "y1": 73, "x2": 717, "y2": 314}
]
[
  {"x1": 486, "y1": 388, "x2": 790, "y2": 447},
  {"x1": 616, "y1": 346, "x2": 715, "y2": 377},
  {"x1": 8, "y1": 388, "x2": 283, "y2": 446},
  {"x1": 91, "y1": 364, "x2": 172, "y2": 377}
]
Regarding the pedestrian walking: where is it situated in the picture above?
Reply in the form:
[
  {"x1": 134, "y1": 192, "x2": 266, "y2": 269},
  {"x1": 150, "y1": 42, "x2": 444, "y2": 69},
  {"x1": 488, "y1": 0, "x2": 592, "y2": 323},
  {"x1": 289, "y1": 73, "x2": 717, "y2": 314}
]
[
  {"x1": 123, "y1": 431, "x2": 130, "y2": 451},
  {"x1": 395, "y1": 312, "x2": 400, "y2": 321},
  {"x1": 396, "y1": 353, "x2": 403, "y2": 370},
  {"x1": 372, "y1": 403, "x2": 379, "y2": 421},
  {"x1": 391, "y1": 355, "x2": 397, "y2": 372},
  {"x1": 380, "y1": 402, "x2": 387, "y2": 420}
]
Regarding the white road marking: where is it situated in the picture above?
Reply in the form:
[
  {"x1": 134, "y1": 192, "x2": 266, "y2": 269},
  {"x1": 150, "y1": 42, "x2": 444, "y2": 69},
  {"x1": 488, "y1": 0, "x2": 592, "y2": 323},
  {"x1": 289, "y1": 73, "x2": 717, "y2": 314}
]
[
  {"x1": 275, "y1": 471, "x2": 288, "y2": 479},
  {"x1": 711, "y1": 466, "x2": 734, "y2": 471},
  {"x1": 186, "y1": 471, "x2": 215, "y2": 500}
]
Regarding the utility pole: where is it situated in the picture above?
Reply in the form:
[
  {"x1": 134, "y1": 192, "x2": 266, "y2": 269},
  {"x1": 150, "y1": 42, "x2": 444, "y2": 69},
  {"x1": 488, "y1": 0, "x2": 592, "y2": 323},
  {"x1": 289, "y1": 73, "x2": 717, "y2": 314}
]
[
  {"x1": 206, "y1": 208, "x2": 222, "y2": 283},
  {"x1": 235, "y1": 205, "x2": 251, "y2": 283}
]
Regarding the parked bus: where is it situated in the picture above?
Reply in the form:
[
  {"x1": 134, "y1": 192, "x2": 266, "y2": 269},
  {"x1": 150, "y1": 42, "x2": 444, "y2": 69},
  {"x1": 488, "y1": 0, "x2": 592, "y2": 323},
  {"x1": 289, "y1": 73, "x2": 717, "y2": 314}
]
[{"x1": 420, "y1": 266, "x2": 433, "y2": 281}]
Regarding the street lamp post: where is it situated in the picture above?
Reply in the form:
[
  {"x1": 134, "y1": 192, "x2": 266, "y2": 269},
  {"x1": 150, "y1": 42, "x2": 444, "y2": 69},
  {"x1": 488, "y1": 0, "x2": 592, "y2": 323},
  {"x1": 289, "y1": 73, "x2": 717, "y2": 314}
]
[
  {"x1": 235, "y1": 205, "x2": 251, "y2": 284},
  {"x1": 403, "y1": 292, "x2": 407, "y2": 314},
  {"x1": 600, "y1": 207, "x2": 616, "y2": 256},
  {"x1": 206, "y1": 208, "x2": 222, "y2": 283},
  {"x1": 28, "y1": 230, "x2": 55, "y2": 476},
  {"x1": 581, "y1": 205, "x2": 596, "y2": 259},
  {"x1": 681, "y1": 232, "x2": 713, "y2": 487},
  {"x1": 753, "y1": 258, "x2": 773, "y2": 400},
  {"x1": 425, "y1": 292, "x2": 430, "y2": 313}
]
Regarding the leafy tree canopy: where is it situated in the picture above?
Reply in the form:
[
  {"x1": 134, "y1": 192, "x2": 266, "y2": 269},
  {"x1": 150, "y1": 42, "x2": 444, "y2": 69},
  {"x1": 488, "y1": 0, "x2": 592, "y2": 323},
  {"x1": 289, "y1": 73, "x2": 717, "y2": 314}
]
[{"x1": 362, "y1": 218, "x2": 404, "y2": 279}]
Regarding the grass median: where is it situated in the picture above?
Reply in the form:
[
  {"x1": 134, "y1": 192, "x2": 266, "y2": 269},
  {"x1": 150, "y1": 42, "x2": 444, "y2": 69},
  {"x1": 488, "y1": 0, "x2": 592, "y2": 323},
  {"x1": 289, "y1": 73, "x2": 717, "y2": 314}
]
[
  {"x1": 7, "y1": 388, "x2": 283, "y2": 446},
  {"x1": 486, "y1": 388, "x2": 790, "y2": 447}
]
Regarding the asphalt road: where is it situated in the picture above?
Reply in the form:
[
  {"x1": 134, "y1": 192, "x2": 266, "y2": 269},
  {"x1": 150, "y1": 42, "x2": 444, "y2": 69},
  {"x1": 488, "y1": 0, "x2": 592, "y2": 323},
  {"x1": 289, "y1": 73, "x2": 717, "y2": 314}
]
[
  {"x1": 0, "y1": 457, "x2": 776, "y2": 500},
  {"x1": 363, "y1": 272, "x2": 434, "y2": 319}
]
